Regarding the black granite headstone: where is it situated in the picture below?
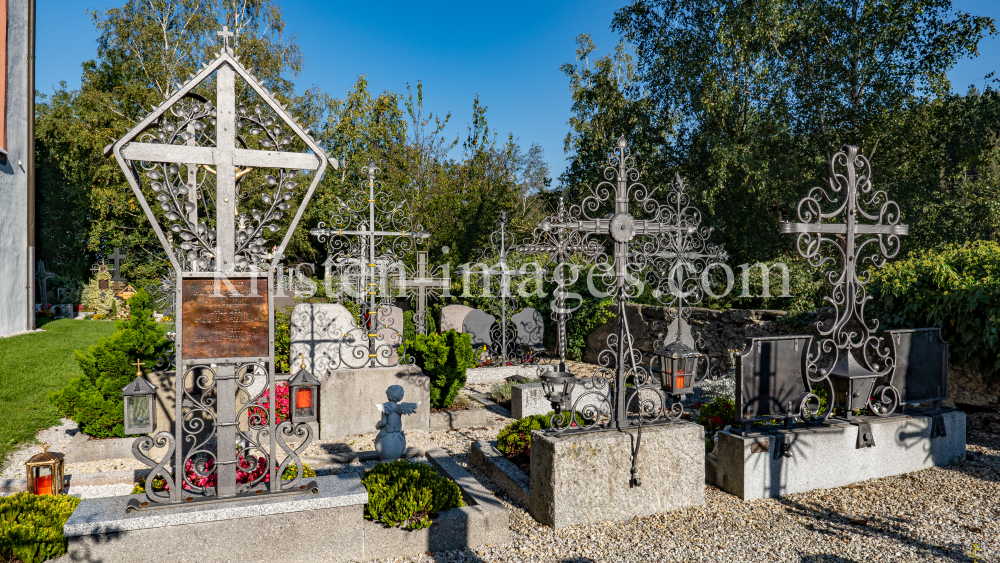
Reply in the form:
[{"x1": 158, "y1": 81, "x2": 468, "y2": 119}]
[
  {"x1": 886, "y1": 328, "x2": 949, "y2": 404},
  {"x1": 462, "y1": 308, "x2": 496, "y2": 352},
  {"x1": 735, "y1": 335, "x2": 812, "y2": 422},
  {"x1": 512, "y1": 307, "x2": 545, "y2": 352}
]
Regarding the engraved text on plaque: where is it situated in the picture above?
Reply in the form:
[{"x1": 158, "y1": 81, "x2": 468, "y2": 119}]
[{"x1": 181, "y1": 277, "x2": 269, "y2": 359}]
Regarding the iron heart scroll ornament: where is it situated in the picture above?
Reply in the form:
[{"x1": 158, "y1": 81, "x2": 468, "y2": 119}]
[
  {"x1": 780, "y1": 145, "x2": 908, "y2": 420},
  {"x1": 107, "y1": 27, "x2": 333, "y2": 509}
]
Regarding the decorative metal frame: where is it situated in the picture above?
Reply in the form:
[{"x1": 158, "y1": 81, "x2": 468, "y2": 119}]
[
  {"x1": 310, "y1": 165, "x2": 427, "y2": 367},
  {"x1": 531, "y1": 137, "x2": 698, "y2": 435},
  {"x1": 460, "y1": 211, "x2": 545, "y2": 365},
  {"x1": 780, "y1": 145, "x2": 908, "y2": 420},
  {"x1": 35, "y1": 261, "x2": 55, "y2": 306},
  {"x1": 109, "y1": 29, "x2": 330, "y2": 509}
]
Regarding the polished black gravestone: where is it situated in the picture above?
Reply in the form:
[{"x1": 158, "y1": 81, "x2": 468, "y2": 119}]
[
  {"x1": 734, "y1": 335, "x2": 814, "y2": 430},
  {"x1": 512, "y1": 307, "x2": 545, "y2": 353},
  {"x1": 463, "y1": 308, "x2": 497, "y2": 352}
]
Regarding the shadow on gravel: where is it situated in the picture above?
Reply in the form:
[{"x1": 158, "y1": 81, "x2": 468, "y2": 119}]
[{"x1": 777, "y1": 497, "x2": 977, "y2": 563}]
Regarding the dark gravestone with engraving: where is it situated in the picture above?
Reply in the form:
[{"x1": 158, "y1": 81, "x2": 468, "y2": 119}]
[
  {"x1": 98, "y1": 279, "x2": 109, "y2": 290},
  {"x1": 512, "y1": 307, "x2": 545, "y2": 352},
  {"x1": 462, "y1": 308, "x2": 496, "y2": 352},
  {"x1": 181, "y1": 277, "x2": 269, "y2": 360},
  {"x1": 735, "y1": 335, "x2": 813, "y2": 426},
  {"x1": 887, "y1": 328, "x2": 949, "y2": 407}
]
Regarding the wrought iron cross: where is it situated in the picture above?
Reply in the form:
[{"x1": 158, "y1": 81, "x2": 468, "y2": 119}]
[
  {"x1": 542, "y1": 136, "x2": 691, "y2": 428},
  {"x1": 404, "y1": 252, "x2": 451, "y2": 335},
  {"x1": 518, "y1": 198, "x2": 603, "y2": 371},
  {"x1": 462, "y1": 210, "x2": 538, "y2": 364},
  {"x1": 35, "y1": 261, "x2": 55, "y2": 305},
  {"x1": 780, "y1": 145, "x2": 908, "y2": 408},
  {"x1": 649, "y1": 174, "x2": 727, "y2": 346},
  {"x1": 310, "y1": 165, "x2": 428, "y2": 366}
]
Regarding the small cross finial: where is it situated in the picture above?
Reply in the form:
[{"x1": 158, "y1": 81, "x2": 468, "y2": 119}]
[
  {"x1": 41, "y1": 442, "x2": 50, "y2": 454},
  {"x1": 133, "y1": 359, "x2": 146, "y2": 377},
  {"x1": 298, "y1": 353, "x2": 307, "y2": 371},
  {"x1": 217, "y1": 26, "x2": 236, "y2": 51}
]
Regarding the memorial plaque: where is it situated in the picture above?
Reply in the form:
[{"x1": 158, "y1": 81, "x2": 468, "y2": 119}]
[
  {"x1": 887, "y1": 328, "x2": 949, "y2": 404},
  {"x1": 181, "y1": 277, "x2": 269, "y2": 359},
  {"x1": 98, "y1": 279, "x2": 109, "y2": 290}
]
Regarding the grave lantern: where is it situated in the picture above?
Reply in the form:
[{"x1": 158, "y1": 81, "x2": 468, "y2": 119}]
[
  {"x1": 26, "y1": 443, "x2": 64, "y2": 496},
  {"x1": 540, "y1": 372, "x2": 576, "y2": 412},
  {"x1": 121, "y1": 360, "x2": 157, "y2": 435},
  {"x1": 654, "y1": 340, "x2": 701, "y2": 396},
  {"x1": 289, "y1": 357, "x2": 320, "y2": 423}
]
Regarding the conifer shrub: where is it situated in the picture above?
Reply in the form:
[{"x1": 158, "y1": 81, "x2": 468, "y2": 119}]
[
  {"x1": 409, "y1": 330, "x2": 474, "y2": 408},
  {"x1": 361, "y1": 460, "x2": 464, "y2": 530},
  {"x1": 0, "y1": 492, "x2": 80, "y2": 563},
  {"x1": 495, "y1": 413, "x2": 550, "y2": 460},
  {"x1": 49, "y1": 289, "x2": 170, "y2": 437}
]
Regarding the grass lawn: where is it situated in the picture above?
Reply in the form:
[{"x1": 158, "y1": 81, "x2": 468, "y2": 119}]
[{"x1": 0, "y1": 319, "x2": 117, "y2": 467}]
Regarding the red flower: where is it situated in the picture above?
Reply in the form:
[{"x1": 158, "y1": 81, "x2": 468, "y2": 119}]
[{"x1": 711, "y1": 415, "x2": 724, "y2": 427}]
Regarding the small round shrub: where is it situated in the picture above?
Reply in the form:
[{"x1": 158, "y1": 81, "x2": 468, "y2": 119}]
[
  {"x1": 0, "y1": 492, "x2": 81, "y2": 563},
  {"x1": 362, "y1": 459, "x2": 464, "y2": 530},
  {"x1": 496, "y1": 414, "x2": 550, "y2": 459}
]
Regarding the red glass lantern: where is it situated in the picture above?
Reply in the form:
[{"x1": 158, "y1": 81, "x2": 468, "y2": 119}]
[{"x1": 289, "y1": 359, "x2": 320, "y2": 423}]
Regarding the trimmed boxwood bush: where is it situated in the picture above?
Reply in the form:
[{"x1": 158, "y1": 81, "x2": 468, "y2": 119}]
[
  {"x1": 496, "y1": 414, "x2": 550, "y2": 461},
  {"x1": 870, "y1": 241, "x2": 1000, "y2": 381},
  {"x1": 0, "y1": 492, "x2": 80, "y2": 563},
  {"x1": 362, "y1": 459, "x2": 464, "y2": 530},
  {"x1": 49, "y1": 290, "x2": 170, "y2": 438},
  {"x1": 409, "y1": 330, "x2": 474, "y2": 408}
]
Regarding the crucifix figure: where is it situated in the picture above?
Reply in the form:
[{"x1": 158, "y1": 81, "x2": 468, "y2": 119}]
[
  {"x1": 311, "y1": 165, "x2": 428, "y2": 367},
  {"x1": 780, "y1": 144, "x2": 908, "y2": 418},
  {"x1": 518, "y1": 198, "x2": 603, "y2": 372},
  {"x1": 109, "y1": 248, "x2": 128, "y2": 282},
  {"x1": 109, "y1": 27, "x2": 332, "y2": 507},
  {"x1": 540, "y1": 136, "x2": 693, "y2": 430},
  {"x1": 402, "y1": 252, "x2": 451, "y2": 335}
]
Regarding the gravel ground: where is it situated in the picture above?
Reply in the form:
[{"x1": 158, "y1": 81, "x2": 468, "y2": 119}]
[{"x1": 363, "y1": 429, "x2": 1000, "y2": 563}]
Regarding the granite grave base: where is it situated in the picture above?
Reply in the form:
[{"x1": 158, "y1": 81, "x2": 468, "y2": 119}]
[
  {"x1": 319, "y1": 365, "x2": 430, "y2": 438},
  {"x1": 707, "y1": 410, "x2": 967, "y2": 500},
  {"x1": 529, "y1": 422, "x2": 705, "y2": 529},
  {"x1": 63, "y1": 448, "x2": 508, "y2": 563},
  {"x1": 466, "y1": 364, "x2": 553, "y2": 385}
]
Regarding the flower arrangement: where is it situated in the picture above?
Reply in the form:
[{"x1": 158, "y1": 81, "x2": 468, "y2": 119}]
[
  {"x1": 132, "y1": 457, "x2": 316, "y2": 494},
  {"x1": 248, "y1": 382, "x2": 290, "y2": 425}
]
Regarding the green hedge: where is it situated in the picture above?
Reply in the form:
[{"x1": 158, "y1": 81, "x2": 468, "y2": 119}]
[
  {"x1": 49, "y1": 290, "x2": 170, "y2": 437},
  {"x1": 362, "y1": 459, "x2": 464, "y2": 530},
  {"x1": 409, "y1": 330, "x2": 474, "y2": 408},
  {"x1": 0, "y1": 493, "x2": 80, "y2": 563},
  {"x1": 870, "y1": 241, "x2": 1000, "y2": 381}
]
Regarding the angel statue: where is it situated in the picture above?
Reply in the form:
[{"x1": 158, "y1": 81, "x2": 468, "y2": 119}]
[{"x1": 374, "y1": 385, "x2": 420, "y2": 460}]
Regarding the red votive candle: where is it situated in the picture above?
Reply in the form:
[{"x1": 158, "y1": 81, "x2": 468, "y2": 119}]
[
  {"x1": 296, "y1": 388, "x2": 312, "y2": 409},
  {"x1": 35, "y1": 474, "x2": 52, "y2": 495}
]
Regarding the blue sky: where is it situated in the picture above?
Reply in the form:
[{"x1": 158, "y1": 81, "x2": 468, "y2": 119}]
[{"x1": 36, "y1": 0, "x2": 1000, "y2": 183}]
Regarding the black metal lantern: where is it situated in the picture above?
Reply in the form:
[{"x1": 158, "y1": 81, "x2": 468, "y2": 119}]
[
  {"x1": 289, "y1": 359, "x2": 320, "y2": 423},
  {"x1": 653, "y1": 340, "x2": 701, "y2": 396},
  {"x1": 121, "y1": 360, "x2": 157, "y2": 435},
  {"x1": 540, "y1": 372, "x2": 576, "y2": 412}
]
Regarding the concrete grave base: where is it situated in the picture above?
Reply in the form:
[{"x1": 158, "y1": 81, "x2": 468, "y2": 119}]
[
  {"x1": 466, "y1": 364, "x2": 553, "y2": 385},
  {"x1": 319, "y1": 365, "x2": 430, "y2": 438},
  {"x1": 529, "y1": 422, "x2": 705, "y2": 529},
  {"x1": 512, "y1": 377, "x2": 603, "y2": 419},
  {"x1": 63, "y1": 448, "x2": 508, "y2": 563},
  {"x1": 708, "y1": 411, "x2": 967, "y2": 500}
]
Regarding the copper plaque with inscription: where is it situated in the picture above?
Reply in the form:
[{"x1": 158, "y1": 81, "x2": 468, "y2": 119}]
[{"x1": 181, "y1": 277, "x2": 269, "y2": 359}]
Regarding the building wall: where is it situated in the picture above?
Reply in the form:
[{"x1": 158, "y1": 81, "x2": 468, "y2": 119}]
[{"x1": 0, "y1": 0, "x2": 30, "y2": 336}]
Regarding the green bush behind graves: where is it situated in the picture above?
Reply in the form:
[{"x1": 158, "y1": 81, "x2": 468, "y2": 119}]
[
  {"x1": 496, "y1": 414, "x2": 551, "y2": 459},
  {"x1": 870, "y1": 241, "x2": 1000, "y2": 381},
  {"x1": 0, "y1": 492, "x2": 80, "y2": 563},
  {"x1": 362, "y1": 459, "x2": 464, "y2": 530},
  {"x1": 408, "y1": 330, "x2": 473, "y2": 408},
  {"x1": 49, "y1": 290, "x2": 170, "y2": 438}
]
